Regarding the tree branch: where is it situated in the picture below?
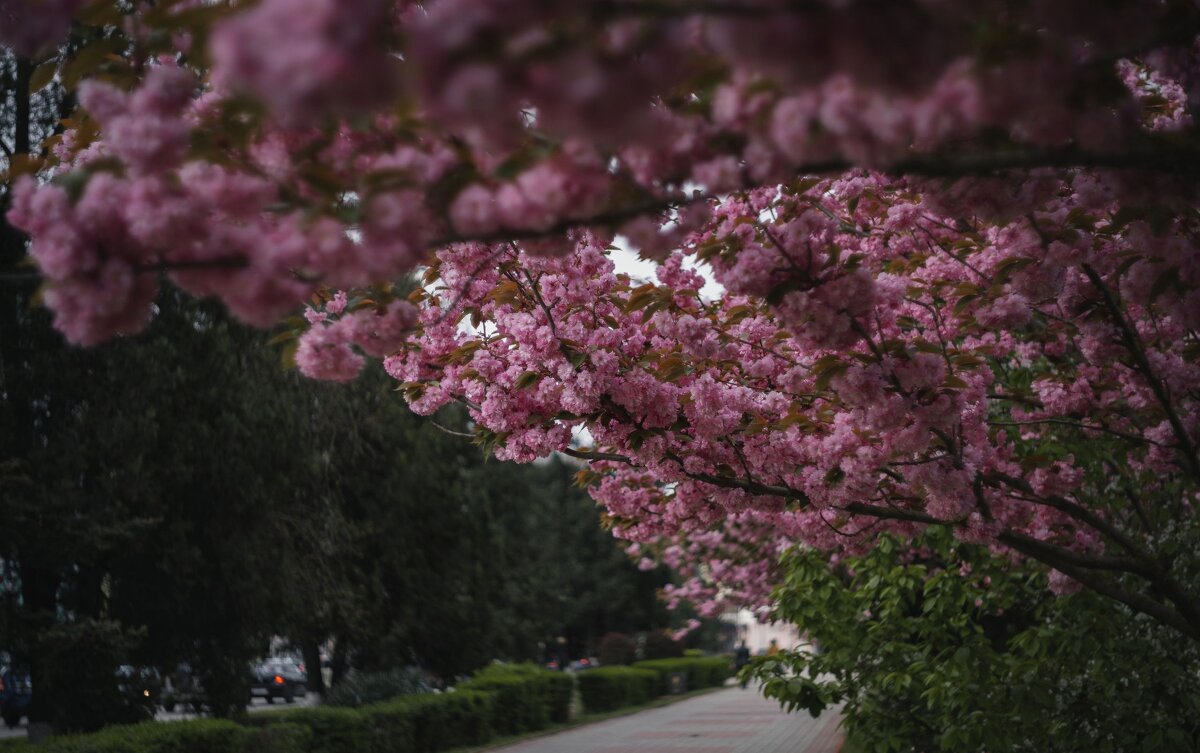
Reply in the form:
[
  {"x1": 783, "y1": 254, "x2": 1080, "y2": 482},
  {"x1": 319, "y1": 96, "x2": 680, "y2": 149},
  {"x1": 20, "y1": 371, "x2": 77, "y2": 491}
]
[
  {"x1": 988, "y1": 418, "x2": 1168, "y2": 448},
  {"x1": 1081, "y1": 263, "x2": 1200, "y2": 484},
  {"x1": 1001, "y1": 537, "x2": 1200, "y2": 640}
]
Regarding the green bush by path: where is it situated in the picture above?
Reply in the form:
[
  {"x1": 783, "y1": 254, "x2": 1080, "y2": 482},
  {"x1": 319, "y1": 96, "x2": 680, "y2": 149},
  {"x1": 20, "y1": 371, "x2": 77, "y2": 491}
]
[
  {"x1": 10, "y1": 662, "x2": 574, "y2": 753},
  {"x1": 239, "y1": 723, "x2": 313, "y2": 753},
  {"x1": 6, "y1": 720, "x2": 253, "y2": 753},
  {"x1": 247, "y1": 707, "x2": 377, "y2": 753},
  {"x1": 456, "y1": 668, "x2": 545, "y2": 735},
  {"x1": 632, "y1": 658, "x2": 731, "y2": 693},
  {"x1": 366, "y1": 690, "x2": 493, "y2": 753},
  {"x1": 240, "y1": 688, "x2": 496, "y2": 753},
  {"x1": 577, "y1": 667, "x2": 660, "y2": 712},
  {"x1": 480, "y1": 663, "x2": 573, "y2": 723}
]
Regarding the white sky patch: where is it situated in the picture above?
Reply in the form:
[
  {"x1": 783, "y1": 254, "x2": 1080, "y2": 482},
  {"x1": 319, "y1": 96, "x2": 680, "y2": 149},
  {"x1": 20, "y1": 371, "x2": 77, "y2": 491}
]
[{"x1": 609, "y1": 235, "x2": 725, "y2": 301}]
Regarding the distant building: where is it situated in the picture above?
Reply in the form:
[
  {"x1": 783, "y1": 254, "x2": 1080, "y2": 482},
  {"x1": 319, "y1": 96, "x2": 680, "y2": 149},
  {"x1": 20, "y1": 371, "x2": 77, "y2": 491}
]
[{"x1": 724, "y1": 609, "x2": 806, "y2": 655}]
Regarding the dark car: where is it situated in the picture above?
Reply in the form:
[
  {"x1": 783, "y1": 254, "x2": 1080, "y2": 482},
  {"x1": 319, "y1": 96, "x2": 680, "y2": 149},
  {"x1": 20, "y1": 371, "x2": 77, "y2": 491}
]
[
  {"x1": 160, "y1": 663, "x2": 205, "y2": 713},
  {"x1": 249, "y1": 658, "x2": 306, "y2": 704},
  {"x1": 0, "y1": 665, "x2": 32, "y2": 729}
]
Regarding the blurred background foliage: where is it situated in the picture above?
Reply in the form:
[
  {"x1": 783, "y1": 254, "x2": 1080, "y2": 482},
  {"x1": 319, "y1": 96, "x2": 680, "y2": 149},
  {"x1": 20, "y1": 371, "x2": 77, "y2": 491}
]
[{"x1": 0, "y1": 286, "x2": 685, "y2": 730}]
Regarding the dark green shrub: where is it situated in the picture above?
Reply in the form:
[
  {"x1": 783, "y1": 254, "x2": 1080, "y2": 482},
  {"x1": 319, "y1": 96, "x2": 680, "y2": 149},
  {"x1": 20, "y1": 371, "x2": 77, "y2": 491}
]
[
  {"x1": 366, "y1": 690, "x2": 494, "y2": 752},
  {"x1": 457, "y1": 669, "x2": 545, "y2": 735},
  {"x1": 577, "y1": 667, "x2": 660, "y2": 712},
  {"x1": 251, "y1": 691, "x2": 496, "y2": 753},
  {"x1": 252, "y1": 707, "x2": 375, "y2": 753},
  {"x1": 498, "y1": 666, "x2": 572, "y2": 723},
  {"x1": 641, "y1": 630, "x2": 683, "y2": 660},
  {"x1": 324, "y1": 668, "x2": 430, "y2": 708},
  {"x1": 239, "y1": 723, "x2": 313, "y2": 753},
  {"x1": 632, "y1": 658, "x2": 730, "y2": 693},
  {"x1": 597, "y1": 633, "x2": 637, "y2": 666},
  {"x1": 38, "y1": 620, "x2": 151, "y2": 734},
  {"x1": 355, "y1": 701, "x2": 414, "y2": 753},
  {"x1": 456, "y1": 663, "x2": 571, "y2": 732},
  {"x1": 31, "y1": 719, "x2": 251, "y2": 753},
  {"x1": 236, "y1": 709, "x2": 290, "y2": 729}
]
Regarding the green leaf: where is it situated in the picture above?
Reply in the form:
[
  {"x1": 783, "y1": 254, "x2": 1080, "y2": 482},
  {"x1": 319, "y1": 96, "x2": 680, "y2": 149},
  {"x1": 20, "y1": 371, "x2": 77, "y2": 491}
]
[
  {"x1": 63, "y1": 38, "x2": 127, "y2": 90},
  {"x1": 29, "y1": 60, "x2": 58, "y2": 92},
  {"x1": 513, "y1": 371, "x2": 541, "y2": 390}
]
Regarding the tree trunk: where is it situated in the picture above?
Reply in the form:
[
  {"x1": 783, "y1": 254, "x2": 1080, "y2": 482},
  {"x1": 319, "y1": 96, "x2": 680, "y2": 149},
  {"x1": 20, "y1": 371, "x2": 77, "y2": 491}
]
[
  {"x1": 302, "y1": 640, "x2": 326, "y2": 696},
  {"x1": 1, "y1": 54, "x2": 55, "y2": 740},
  {"x1": 19, "y1": 558, "x2": 61, "y2": 733}
]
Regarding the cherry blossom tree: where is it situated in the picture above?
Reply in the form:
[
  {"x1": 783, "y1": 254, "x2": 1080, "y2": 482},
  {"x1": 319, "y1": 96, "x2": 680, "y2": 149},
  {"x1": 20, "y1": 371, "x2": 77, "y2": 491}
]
[{"x1": 5, "y1": 0, "x2": 1200, "y2": 641}]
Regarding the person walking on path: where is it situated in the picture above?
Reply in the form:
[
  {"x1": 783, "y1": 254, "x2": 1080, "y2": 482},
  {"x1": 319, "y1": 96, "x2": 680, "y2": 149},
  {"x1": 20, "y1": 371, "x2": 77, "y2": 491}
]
[
  {"x1": 766, "y1": 639, "x2": 781, "y2": 657},
  {"x1": 734, "y1": 641, "x2": 752, "y2": 689}
]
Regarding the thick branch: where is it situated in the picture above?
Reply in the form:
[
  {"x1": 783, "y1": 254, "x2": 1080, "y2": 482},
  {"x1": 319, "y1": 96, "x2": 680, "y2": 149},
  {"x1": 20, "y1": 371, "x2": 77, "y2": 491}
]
[
  {"x1": 1001, "y1": 537, "x2": 1200, "y2": 640},
  {"x1": 565, "y1": 443, "x2": 1200, "y2": 637},
  {"x1": 996, "y1": 531, "x2": 1153, "y2": 578},
  {"x1": 985, "y1": 471, "x2": 1153, "y2": 562},
  {"x1": 988, "y1": 418, "x2": 1167, "y2": 448},
  {"x1": 562, "y1": 447, "x2": 631, "y2": 464},
  {"x1": 686, "y1": 470, "x2": 807, "y2": 501}
]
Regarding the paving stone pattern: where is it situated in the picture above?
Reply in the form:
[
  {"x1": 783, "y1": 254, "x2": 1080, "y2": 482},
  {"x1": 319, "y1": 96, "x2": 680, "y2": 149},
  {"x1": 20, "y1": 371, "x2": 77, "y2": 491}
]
[{"x1": 491, "y1": 686, "x2": 843, "y2": 753}]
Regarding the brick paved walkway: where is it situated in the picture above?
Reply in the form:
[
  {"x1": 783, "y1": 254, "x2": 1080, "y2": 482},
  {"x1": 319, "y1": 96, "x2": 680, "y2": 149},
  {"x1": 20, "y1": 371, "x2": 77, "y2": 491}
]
[{"x1": 490, "y1": 686, "x2": 843, "y2": 753}]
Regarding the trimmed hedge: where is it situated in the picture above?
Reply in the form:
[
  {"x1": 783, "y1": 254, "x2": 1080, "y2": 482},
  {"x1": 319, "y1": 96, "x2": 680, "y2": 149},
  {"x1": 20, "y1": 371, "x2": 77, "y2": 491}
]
[
  {"x1": 478, "y1": 664, "x2": 573, "y2": 723},
  {"x1": 1, "y1": 720, "x2": 256, "y2": 753},
  {"x1": 241, "y1": 724, "x2": 312, "y2": 753},
  {"x1": 632, "y1": 657, "x2": 732, "y2": 693},
  {"x1": 245, "y1": 707, "x2": 377, "y2": 753},
  {"x1": 243, "y1": 688, "x2": 496, "y2": 753},
  {"x1": 11, "y1": 663, "x2": 574, "y2": 753},
  {"x1": 456, "y1": 665, "x2": 550, "y2": 735},
  {"x1": 248, "y1": 664, "x2": 565, "y2": 747},
  {"x1": 370, "y1": 690, "x2": 493, "y2": 753},
  {"x1": 576, "y1": 667, "x2": 660, "y2": 712}
]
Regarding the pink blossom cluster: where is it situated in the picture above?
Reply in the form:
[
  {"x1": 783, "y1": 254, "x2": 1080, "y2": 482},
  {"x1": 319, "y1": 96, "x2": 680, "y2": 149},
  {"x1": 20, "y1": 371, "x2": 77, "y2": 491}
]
[
  {"x1": 209, "y1": 0, "x2": 399, "y2": 126},
  {"x1": 296, "y1": 294, "x2": 418, "y2": 382},
  {"x1": 375, "y1": 171, "x2": 1200, "y2": 616},
  {"x1": 9, "y1": 62, "x2": 462, "y2": 344},
  {"x1": 6, "y1": 0, "x2": 1200, "y2": 626}
]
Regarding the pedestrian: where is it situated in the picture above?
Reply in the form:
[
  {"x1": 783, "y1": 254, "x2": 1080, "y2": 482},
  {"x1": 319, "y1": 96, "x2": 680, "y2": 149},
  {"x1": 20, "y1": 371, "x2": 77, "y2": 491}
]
[
  {"x1": 734, "y1": 640, "x2": 751, "y2": 689},
  {"x1": 766, "y1": 638, "x2": 780, "y2": 657}
]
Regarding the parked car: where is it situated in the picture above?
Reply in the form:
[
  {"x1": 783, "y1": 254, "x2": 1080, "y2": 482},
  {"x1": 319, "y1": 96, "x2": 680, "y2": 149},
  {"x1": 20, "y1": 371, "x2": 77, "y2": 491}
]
[
  {"x1": 249, "y1": 657, "x2": 306, "y2": 704},
  {"x1": 0, "y1": 665, "x2": 32, "y2": 729},
  {"x1": 160, "y1": 663, "x2": 204, "y2": 713}
]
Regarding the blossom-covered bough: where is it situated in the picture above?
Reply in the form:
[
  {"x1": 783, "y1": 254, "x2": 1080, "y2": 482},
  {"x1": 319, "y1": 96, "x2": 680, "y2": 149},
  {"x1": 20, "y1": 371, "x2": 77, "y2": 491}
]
[{"x1": 4, "y1": 0, "x2": 1200, "y2": 640}]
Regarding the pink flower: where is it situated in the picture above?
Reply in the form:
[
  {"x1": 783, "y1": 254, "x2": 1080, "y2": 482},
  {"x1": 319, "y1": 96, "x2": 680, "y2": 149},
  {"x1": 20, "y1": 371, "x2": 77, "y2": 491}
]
[
  {"x1": 450, "y1": 184, "x2": 499, "y2": 236},
  {"x1": 209, "y1": 0, "x2": 397, "y2": 124},
  {"x1": 326, "y1": 291, "x2": 349, "y2": 316},
  {"x1": 295, "y1": 324, "x2": 365, "y2": 382}
]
